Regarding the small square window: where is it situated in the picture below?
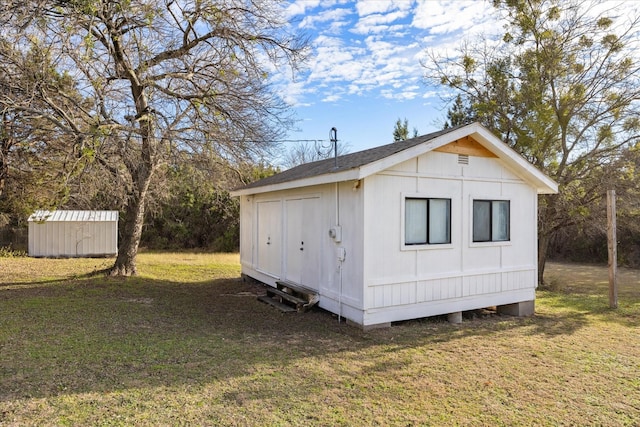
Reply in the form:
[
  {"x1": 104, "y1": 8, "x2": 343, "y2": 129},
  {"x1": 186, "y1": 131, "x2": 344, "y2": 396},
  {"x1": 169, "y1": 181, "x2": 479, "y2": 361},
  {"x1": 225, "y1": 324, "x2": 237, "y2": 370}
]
[
  {"x1": 473, "y1": 200, "x2": 510, "y2": 242},
  {"x1": 405, "y1": 198, "x2": 451, "y2": 245}
]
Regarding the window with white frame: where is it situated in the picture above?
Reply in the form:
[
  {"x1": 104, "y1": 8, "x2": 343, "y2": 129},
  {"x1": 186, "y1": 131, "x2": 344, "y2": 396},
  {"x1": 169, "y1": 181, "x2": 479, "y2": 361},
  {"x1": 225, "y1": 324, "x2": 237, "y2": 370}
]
[
  {"x1": 405, "y1": 198, "x2": 451, "y2": 245},
  {"x1": 473, "y1": 200, "x2": 510, "y2": 242}
]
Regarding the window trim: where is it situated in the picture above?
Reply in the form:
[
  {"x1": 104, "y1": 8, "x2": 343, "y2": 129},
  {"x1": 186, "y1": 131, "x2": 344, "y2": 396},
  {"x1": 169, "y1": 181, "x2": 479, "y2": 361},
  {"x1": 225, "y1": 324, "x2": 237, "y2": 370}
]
[
  {"x1": 402, "y1": 194, "x2": 453, "y2": 250},
  {"x1": 472, "y1": 199, "x2": 511, "y2": 243}
]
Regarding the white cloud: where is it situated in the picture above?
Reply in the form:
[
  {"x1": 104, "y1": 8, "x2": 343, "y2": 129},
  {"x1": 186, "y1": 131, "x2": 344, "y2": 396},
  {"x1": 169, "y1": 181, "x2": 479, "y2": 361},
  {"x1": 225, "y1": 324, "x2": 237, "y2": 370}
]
[
  {"x1": 322, "y1": 92, "x2": 344, "y2": 102},
  {"x1": 412, "y1": 1, "x2": 496, "y2": 35},
  {"x1": 355, "y1": 0, "x2": 412, "y2": 16},
  {"x1": 285, "y1": 0, "x2": 323, "y2": 18},
  {"x1": 358, "y1": 9, "x2": 409, "y2": 26},
  {"x1": 299, "y1": 7, "x2": 353, "y2": 29},
  {"x1": 352, "y1": 20, "x2": 407, "y2": 35},
  {"x1": 280, "y1": 80, "x2": 312, "y2": 106},
  {"x1": 278, "y1": 0, "x2": 502, "y2": 107},
  {"x1": 351, "y1": 2, "x2": 412, "y2": 35},
  {"x1": 381, "y1": 88, "x2": 419, "y2": 100}
]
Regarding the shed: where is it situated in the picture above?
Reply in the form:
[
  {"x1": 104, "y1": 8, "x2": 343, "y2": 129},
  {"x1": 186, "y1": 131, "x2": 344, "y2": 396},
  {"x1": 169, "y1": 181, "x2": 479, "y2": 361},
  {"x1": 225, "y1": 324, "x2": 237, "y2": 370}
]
[
  {"x1": 28, "y1": 210, "x2": 119, "y2": 258},
  {"x1": 232, "y1": 123, "x2": 558, "y2": 328}
]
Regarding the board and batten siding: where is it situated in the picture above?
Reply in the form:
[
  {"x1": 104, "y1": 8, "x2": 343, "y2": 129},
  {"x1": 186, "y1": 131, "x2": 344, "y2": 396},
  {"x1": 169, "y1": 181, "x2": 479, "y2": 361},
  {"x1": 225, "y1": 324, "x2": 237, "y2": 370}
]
[{"x1": 361, "y1": 150, "x2": 538, "y2": 324}]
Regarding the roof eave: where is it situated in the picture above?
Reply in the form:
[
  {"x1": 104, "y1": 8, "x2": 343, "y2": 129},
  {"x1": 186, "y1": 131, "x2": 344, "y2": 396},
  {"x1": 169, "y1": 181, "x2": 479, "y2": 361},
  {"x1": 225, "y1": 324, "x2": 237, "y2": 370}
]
[
  {"x1": 230, "y1": 168, "x2": 362, "y2": 196},
  {"x1": 469, "y1": 126, "x2": 559, "y2": 194}
]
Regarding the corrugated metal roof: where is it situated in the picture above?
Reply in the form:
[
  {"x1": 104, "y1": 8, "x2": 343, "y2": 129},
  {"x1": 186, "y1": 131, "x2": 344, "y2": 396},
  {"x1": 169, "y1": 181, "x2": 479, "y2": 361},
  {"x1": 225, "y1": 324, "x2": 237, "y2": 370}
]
[{"x1": 28, "y1": 210, "x2": 119, "y2": 223}]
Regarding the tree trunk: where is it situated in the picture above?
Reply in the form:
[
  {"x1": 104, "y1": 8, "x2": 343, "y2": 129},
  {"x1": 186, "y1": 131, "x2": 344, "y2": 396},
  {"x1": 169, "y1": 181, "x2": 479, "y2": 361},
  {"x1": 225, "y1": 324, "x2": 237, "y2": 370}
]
[
  {"x1": 0, "y1": 143, "x2": 10, "y2": 198},
  {"x1": 1, "y1": 114, "x2": 12, "y2": 199},
  {"x1": 0, "y1": 159, "x2": 6, "y2": 198},
  {"x1": 110, "y1": 169, "x2": 152, "y2": 276},
  {"x1": 538, "y1": 230, "x2": 551, "y2": 285}
]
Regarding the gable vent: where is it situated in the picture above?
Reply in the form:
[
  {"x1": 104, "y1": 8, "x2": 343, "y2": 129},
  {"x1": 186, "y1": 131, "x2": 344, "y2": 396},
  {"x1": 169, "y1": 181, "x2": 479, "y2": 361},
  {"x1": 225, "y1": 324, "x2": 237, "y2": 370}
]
[{"x1": 458, "y1": 154, "x2": 469, "y2": 165}]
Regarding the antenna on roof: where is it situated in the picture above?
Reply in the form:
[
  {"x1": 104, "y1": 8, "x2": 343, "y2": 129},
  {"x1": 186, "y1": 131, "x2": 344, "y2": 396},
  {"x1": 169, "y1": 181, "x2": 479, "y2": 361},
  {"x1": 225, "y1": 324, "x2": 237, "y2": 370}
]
[{"x1": 330, "y1": 127, "x2": 338, "y2": 169}]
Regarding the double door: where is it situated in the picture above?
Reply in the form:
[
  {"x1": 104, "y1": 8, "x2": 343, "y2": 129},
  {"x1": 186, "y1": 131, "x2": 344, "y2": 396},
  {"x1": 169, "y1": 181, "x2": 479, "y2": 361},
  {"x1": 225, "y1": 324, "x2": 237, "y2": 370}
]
[{"x1": 255, "y1": 197, "x2": 321, "y2": 290}]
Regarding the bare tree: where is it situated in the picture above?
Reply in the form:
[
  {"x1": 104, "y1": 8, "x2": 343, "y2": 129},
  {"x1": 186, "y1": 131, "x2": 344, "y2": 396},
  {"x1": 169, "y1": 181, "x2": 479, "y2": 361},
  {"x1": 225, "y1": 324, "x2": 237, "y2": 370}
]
[
  {"x1": 0, "y1": 35, "x2": 88, "y2": 218},
  {"x1": 0, "y1": 0, "x2": 307, "y2": 275},
  {"x1": 281, "y1": 140, "x2": 350, "y2": 169}
]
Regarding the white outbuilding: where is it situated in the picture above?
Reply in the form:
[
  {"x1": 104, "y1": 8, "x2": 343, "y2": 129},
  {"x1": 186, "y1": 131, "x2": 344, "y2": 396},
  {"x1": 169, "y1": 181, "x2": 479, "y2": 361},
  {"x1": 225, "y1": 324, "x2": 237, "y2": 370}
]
[
  {"x1": 28, "y1": 210, "x2": 119, "y2": 258},
  {"x1": 232, "y1": 123, "x2": 558, "y2": 329}
]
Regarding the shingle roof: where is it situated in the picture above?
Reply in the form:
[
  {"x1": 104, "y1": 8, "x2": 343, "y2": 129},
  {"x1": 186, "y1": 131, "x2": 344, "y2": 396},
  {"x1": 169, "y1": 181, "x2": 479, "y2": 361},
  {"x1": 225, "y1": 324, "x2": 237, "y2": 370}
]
[{"x1": 237, "y1": 126, "x2": 459, "y2": 191}]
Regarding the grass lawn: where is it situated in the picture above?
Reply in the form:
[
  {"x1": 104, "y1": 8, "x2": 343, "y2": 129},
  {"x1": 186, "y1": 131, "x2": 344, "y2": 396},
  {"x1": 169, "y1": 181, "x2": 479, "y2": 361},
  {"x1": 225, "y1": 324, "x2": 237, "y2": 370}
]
[{"x1": 1, "y1": 254, "x2": 639, "y2": 426}]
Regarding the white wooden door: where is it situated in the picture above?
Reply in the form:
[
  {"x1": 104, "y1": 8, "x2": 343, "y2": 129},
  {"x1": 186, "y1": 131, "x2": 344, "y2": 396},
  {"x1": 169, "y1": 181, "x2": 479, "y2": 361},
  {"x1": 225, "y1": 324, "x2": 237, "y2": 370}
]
[
  {"x1": 285, "y1": 197, "x2": 321, "y2": 290},
  {"x1": 256, "y1": 200, "x2": 281, "y2": 277}
]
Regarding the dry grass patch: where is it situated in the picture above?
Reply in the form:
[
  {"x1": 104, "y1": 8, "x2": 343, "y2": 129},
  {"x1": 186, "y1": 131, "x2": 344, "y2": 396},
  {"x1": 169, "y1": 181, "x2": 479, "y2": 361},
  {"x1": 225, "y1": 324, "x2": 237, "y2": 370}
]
[{"x1": 0, "y1": 255, "x2": 639, "y2": 426}]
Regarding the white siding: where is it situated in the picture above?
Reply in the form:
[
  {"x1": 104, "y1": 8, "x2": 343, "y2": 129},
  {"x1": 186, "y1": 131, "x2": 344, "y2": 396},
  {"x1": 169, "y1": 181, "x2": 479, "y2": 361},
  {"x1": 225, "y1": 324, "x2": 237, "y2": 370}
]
[
  {"x1": 321, "y1": 180, "x2": 365, "y2": 309},
  {"x1": 239, "y1": 196, "x2": 254, "y2": 268},
  {"x1": 238, "y1": 182, "x2": 366, "y2": 315},
  {"x1": 235, "y1": 123, "x2": 555, "y2": 327},
  {"x1": 362, "y1": 151, "x2": 538, "y2": 325}
]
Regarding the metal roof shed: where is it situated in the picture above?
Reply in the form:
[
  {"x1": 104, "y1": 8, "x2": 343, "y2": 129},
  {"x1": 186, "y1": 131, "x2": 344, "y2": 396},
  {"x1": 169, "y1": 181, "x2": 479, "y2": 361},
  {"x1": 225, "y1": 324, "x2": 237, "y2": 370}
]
[{"x1": 28, "y1": 210, "x2": 119, "y2": 258}]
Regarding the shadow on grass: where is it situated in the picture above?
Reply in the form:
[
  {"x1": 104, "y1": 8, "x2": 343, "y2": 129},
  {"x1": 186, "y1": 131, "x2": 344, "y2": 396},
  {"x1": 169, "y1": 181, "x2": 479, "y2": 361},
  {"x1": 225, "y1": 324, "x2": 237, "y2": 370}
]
[{"x1": 1, "y1": 272, "x2": 636, "y2": 403}]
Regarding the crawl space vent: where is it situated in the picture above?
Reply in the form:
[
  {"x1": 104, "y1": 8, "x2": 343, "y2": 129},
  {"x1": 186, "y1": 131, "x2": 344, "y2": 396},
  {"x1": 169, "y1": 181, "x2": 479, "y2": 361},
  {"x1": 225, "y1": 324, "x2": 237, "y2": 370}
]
[{"x1": 458, "y1": 154, "x2": 469, "y2": 165}]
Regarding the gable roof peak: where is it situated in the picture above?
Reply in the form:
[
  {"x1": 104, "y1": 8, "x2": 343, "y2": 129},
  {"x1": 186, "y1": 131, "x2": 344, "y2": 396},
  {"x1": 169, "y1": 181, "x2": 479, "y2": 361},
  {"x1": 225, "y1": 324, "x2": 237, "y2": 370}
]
[{"x1": 232, "y1": 122, "x2": 558, "y2": 196}]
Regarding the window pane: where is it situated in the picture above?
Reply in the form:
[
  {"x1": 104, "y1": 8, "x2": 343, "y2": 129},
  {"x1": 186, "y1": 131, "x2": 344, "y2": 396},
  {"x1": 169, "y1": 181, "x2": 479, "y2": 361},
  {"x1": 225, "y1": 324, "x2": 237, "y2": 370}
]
[
  {"x1": 429, "y1": 199, "x2": 451, "y2": 244},
  {"x1": 492, "y1": 201, "x2": 510, "y2": 241},
  {"x1": 405, "y1": 199, "x2": 427, "y2": 244},
  {"x1": 473, "y1": 200, "x2": 491, "y2": 242}
]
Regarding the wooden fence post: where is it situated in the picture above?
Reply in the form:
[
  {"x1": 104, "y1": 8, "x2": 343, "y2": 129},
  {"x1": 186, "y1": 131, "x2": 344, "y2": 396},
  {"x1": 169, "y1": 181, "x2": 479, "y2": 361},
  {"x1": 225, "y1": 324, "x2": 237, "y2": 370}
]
[{"x1": 607, "y1": 190, "x2": 618, "y2": 309}]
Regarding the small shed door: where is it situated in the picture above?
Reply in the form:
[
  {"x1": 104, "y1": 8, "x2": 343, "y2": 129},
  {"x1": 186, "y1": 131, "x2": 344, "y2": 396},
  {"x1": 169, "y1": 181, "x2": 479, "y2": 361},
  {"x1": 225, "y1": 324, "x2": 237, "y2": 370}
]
[
  {"x1": 256, "y1": 200, "x2": 282, "y2": 277},
  {"x1": 285, "y1": 196, "x2": 321, "y2": 290}
]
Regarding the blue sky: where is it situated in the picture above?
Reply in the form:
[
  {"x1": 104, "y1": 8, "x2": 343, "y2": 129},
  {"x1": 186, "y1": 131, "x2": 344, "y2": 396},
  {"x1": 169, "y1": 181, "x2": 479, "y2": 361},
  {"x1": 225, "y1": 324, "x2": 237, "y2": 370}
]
[
  {"x1": 272, "y1": 0, "x2": 502, "y2": 156},
  {"x1": 271, "y1": 0, "x2": 636, "y2": 161}
]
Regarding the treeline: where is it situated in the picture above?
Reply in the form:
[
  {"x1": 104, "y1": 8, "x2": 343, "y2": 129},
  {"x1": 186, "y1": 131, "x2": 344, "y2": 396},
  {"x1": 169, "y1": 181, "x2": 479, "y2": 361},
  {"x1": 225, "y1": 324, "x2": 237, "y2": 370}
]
[
  {"x1": 0, "y1": 156, "x2": 277, "y2": 253},
  {"x1": 0, "y1": 1, "x2": 304, "y2": 274},
  {"x1": 549, "y1": 194, "x2": 640, "y2": 268},
  {"x1": 140, "y1": 161, "x2": 278, "y2": 252}
]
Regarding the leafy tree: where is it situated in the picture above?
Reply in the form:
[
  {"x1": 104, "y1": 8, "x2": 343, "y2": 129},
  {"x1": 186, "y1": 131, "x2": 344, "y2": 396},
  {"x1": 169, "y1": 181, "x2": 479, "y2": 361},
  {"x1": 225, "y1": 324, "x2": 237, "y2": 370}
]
[
  {"x1": 0, "y1": 0, "x2": 307, "y2": 275},
  {"x1": 140, "y1": 155, "x2": 279, "y2": 251},
  {"x1": 142, "y1": 162, "x2": 239, "y2": 251},
  {"x1": 550, "y1": 146, "x2": 640, "y2": 266},
  {"x1": 444, "y1": 94, "x2": 476, "y2": 129},
  {"x1": 425, "y1": 0, "x2": 640, "y2": 282},
  {"x1": 393, "y1": 118, "x2": 417, "y2": 141},
  {"x1": 393, "y1": 118, "x2": 409, "y2": 141}
]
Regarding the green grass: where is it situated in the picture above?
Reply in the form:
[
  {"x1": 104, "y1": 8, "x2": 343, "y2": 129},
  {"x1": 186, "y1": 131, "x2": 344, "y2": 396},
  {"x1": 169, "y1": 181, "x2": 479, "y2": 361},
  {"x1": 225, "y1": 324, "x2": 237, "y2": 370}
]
[{"x1": 1, "y1": 255, "x2": 639, "y2": 425}]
